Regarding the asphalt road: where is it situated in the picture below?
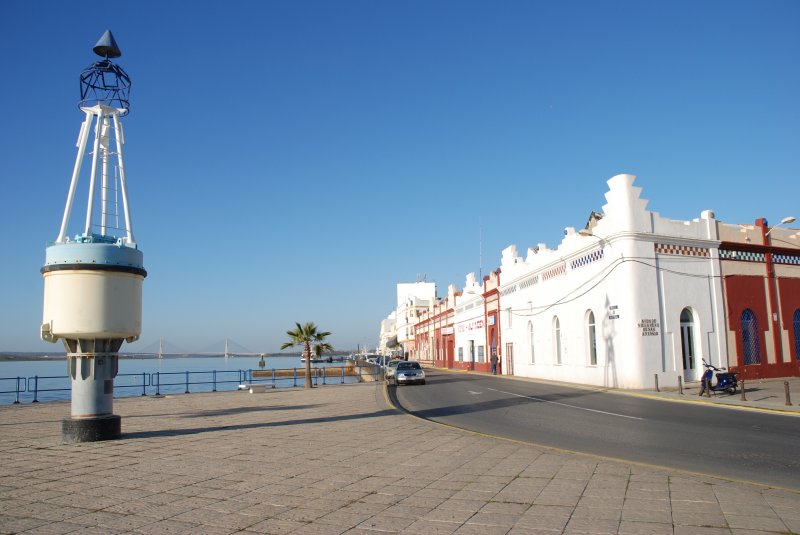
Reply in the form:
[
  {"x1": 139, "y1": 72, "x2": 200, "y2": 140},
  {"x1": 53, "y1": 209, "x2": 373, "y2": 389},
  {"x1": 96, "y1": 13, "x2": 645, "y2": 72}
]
[{"x1": 388, "y1": 369, "x2": 800, "y2": 490}]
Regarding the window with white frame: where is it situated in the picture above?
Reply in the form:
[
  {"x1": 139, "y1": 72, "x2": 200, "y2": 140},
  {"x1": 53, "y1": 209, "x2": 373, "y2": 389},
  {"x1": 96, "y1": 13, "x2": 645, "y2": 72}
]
[
  {"x1": 553, "y1": 316, "x2": 562, "y2": 365},
  {"x1": 587, "y1": 310, "x2": 597, "y2": 366},
  {"x1": 477, "y1": 345, "x2": 485, "y2": 363},
  {"x1": 528, "y1": 321, "x2": 535, "y2": 364}
]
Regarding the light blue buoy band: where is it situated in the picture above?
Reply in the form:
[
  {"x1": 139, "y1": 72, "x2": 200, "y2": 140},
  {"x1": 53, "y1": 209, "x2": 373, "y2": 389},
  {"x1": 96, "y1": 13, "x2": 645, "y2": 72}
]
[{"x1": 42, "y1": 240, "x2": 146, "y2": 277}]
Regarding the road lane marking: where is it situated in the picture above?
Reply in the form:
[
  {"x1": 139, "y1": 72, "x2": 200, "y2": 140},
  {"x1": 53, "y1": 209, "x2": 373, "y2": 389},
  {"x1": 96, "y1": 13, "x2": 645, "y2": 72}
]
[
  {"x1": 467, "y1": 391, "x2": 482, "y2": 395},
  {"x1": 487, "y1": 387, "x2": 644, "y2": 420}
]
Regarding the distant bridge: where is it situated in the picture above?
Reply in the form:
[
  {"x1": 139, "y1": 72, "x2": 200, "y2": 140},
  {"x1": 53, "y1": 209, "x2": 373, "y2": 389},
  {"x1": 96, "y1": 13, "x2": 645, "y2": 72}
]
[{"x1": 122, "y1": 338, "x2": 276, "y2": 359}]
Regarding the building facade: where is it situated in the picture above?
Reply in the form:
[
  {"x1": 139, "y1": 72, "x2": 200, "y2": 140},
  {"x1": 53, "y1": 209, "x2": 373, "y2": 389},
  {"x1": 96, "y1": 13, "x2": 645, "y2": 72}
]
[
  {"x1": 381, "y1": 174, "x2": 800, "y2": 387},
  {"x1": 718, "y1": 219, "x2": 800, "y2": 378},
  {"x1": 498, "y1": 174, "x2": 729, "y2": 388},
  {"x1": 389, "y1": 281, "x2": 436, "y2": 360}
]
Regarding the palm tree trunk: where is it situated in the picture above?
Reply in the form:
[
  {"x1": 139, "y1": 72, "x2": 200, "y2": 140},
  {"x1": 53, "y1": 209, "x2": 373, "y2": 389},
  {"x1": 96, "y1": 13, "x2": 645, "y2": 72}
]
[{"x1": 304, "y1": 341, "x2": 312, "y2": 389}]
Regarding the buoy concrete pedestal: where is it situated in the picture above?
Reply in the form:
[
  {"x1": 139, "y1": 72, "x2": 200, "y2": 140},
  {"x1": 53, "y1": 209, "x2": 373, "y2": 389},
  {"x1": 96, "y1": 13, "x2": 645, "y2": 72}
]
[{"x1": 41, "y1": 31, "x2": 146, "y2": 442}]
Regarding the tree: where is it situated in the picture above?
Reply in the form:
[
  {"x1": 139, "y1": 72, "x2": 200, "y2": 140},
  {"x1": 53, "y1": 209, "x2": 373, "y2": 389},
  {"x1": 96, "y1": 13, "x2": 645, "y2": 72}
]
[{"x1": 280, "y1": 322, "x2": 332, "y2": 389}]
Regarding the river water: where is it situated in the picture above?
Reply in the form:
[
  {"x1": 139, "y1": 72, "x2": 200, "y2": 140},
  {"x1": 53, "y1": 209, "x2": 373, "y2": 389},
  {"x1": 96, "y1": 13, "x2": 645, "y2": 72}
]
[{"x1": 0, "y1": 355, "x2": 363, "y2": 405}]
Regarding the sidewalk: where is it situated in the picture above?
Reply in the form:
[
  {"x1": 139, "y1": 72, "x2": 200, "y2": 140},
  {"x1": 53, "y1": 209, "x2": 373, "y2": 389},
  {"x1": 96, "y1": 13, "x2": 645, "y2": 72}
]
[
  {"x1": 630, "y1": 376, "x2": 800, "y2": 414},
  {"x1": 0, "y1": 382, "x2": 798, "y2": 535}
]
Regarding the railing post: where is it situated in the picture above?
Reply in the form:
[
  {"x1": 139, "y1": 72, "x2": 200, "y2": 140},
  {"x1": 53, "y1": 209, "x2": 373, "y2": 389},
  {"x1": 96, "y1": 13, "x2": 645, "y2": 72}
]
[
  {"x1": 654, "y1": 374, "x2": 659, "y2": 392},
  {"x1": 678, "y1": 376, "x2": 683, "y2": 395},
  {"x1": 154, "y1": 372, "x2": 160, "y2": 395},
  {"x1": 213, "y1": 370, "x2": 217, "y2": 392},
  {"x1": 185, "y1": 371, "x2": 190, "y2": 393},
  {"x1": 141, "y1": 372, "x2": 147, "y2": 396},
  {"x1": 271, "y1": 369, "x2": 276, "y2": 388},
  {"x1": 341, "y1": 366, "x2": 344, "y2": 384},
  {"x1": 785, "y1": 381, "x2": 792, "y2": 406},
  {"x1": 322, "y1": 367, "x2": 326, "y2": 385},
  {"x1": 293, "y1": 368, "x2": 297, "y2": 388},
  {"x1": 31, "y1": 376, "x2": 39, "y2": 402},
  {"x1": 14, "y1": 377, "x2": 22, "y2": 404},
  {"x1": 740, "y1": 380, "x2": 746, "y2": 401}
]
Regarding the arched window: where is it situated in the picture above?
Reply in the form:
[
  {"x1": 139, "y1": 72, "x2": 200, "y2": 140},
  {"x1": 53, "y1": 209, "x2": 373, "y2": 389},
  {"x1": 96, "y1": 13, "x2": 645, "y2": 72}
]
[
  {"x1": 587, "y1": 311, "x2": 597, "y2": 366},
  {"x1": 680, "y1": 308, "x2": 695, "y2": 371},
  {"x1": 528, "y1": 321, "x2": 535, "y2": 364},
  {"x1": 793, "y1": 309, "x2": 800, "y2": 361},
  {"x1": 741, "y1": 309, "x2": 761, "y2": 365},
  {"x1": 554, "y1": 316, "x2": 562, "y2": 365}
]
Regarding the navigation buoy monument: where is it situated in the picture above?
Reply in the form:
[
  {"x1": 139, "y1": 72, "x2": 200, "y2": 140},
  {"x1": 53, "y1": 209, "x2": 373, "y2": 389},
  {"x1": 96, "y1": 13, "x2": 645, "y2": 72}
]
[{"x1": 41, "y1": 31, "x2": 146, "y2": 442}]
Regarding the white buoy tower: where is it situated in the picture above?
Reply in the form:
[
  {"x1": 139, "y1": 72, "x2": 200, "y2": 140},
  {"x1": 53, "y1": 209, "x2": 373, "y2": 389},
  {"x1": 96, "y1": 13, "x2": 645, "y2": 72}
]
[{"x1": 41, "y1": 31, "x2": 146, "y2": 442}]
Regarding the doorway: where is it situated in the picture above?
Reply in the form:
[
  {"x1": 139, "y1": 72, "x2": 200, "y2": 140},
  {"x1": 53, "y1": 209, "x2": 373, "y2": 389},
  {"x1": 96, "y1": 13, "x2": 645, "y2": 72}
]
[
  {"x1": 680, "y1": 308, "x2": 697, "y2": 380},
  {"x1": 505, "y1": 343, "x2": 514, "y2": 376}
]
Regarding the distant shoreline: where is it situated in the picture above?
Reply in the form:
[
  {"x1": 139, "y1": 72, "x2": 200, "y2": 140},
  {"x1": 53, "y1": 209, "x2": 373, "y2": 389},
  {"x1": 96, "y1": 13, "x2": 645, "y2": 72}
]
[{"x1": 0, "y1": 352, "x2": 307, "y2": 362}]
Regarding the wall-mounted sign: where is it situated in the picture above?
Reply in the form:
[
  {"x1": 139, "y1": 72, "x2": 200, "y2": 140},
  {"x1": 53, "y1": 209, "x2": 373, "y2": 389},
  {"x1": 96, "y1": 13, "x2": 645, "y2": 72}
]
[
  {"x1": 638, "y1": 318, "x2": 660, "y2": 336},
  {"x1": 457, "y1": 319, "x2": 485, "y2": 333},
  {"x1": 441, "y1": 327, "x2": 454, "y2": 335},
  {"x1": 608, "y1": 304, "x2": 619, "y2": 320},
  {"x1": 488, "y1": 315, "x2": 496, "y2": 326}
]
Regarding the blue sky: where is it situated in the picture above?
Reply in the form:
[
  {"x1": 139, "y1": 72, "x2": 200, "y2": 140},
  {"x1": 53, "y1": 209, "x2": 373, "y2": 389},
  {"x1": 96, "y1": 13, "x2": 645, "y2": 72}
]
[{"x1": 1, "y1": 1, "x2": 798, "y2": 353}]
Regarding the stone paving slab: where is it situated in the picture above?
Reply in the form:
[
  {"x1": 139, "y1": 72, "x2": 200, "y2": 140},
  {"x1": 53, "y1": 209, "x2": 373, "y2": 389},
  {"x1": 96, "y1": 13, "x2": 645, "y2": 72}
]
[{"x1": 0, "y1": 382, "x2": 798, "y2": 534}]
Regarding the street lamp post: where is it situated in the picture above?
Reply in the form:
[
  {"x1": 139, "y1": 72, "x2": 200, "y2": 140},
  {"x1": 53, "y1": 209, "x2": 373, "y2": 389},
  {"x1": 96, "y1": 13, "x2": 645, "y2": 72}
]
[{"x1": 765, "y1": 216, "x2": 796, "y2": 237}]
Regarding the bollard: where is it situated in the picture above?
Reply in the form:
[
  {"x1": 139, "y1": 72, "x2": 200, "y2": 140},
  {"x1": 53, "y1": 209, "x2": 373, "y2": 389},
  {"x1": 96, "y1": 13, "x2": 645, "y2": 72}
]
[
  {"x1": 785, "y1": 381, "x2": 792, "y2": 406},
  {"x1": 678, "y1": 376, "x2": 683, "y2": 395},
  {"x1": 705, "y1": 377, "x2": 712, "y2": 397},
  {"x1": 654, "y1": 374, "x2": 659, "y2": 392},
  {"x1": 740, "y1": 380, "x2": 746, "y2": 401}
]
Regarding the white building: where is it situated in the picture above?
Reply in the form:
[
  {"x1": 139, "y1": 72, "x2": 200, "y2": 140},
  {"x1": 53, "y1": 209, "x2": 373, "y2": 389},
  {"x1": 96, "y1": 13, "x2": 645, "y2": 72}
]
[
  {"x1": 394, "y1": 281, "x2": 436, "y2": 359},
  {"x1": 452, "y1": 272, "x2": 486, "y2": 370},
  {"x1": 377, "y1": 311, "x2": 397, "y2": 356},
  {"x1": 498, "y1": 174, "x2": 728, "y2": 389}
]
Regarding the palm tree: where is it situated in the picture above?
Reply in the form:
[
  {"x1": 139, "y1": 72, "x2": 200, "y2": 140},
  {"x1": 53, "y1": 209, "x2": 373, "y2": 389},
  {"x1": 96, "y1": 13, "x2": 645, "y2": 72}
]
[{"x1": 280, "y1": 322, "x2": 332, "y2": 389}]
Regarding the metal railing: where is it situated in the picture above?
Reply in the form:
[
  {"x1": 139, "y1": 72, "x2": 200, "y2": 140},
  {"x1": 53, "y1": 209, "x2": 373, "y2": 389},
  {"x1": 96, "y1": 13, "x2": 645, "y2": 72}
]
[
  {"x1": 26, "y1": 373, "x2": 151, "y2": 402},
  {"x1": 1, "y1": 365, "x2": 380, "y2": 404},
  {"x1": 152, "y1": 370, "x2": 245, "y2": 395},
  {"x1": 0, "y1": 376, "x2": 25, "y2": 404}
]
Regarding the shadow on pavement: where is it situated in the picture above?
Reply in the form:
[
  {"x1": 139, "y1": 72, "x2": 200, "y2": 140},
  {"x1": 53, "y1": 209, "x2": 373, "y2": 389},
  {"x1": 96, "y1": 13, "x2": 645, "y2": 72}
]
[{"x1": 122, "y1": 409, "x2": 398, "y2": 440}]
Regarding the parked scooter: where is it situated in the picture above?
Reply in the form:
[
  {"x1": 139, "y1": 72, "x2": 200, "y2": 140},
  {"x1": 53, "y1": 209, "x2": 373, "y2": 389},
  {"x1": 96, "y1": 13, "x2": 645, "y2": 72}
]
[{"x1": 699, "y1": 359, "x2": 739, "y2": 395}]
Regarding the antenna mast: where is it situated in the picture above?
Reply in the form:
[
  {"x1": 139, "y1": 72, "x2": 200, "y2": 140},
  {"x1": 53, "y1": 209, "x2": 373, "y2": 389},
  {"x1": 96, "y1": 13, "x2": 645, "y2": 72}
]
[{"x1": 479, "y1": 218, "x2": 483, "y2": 280}]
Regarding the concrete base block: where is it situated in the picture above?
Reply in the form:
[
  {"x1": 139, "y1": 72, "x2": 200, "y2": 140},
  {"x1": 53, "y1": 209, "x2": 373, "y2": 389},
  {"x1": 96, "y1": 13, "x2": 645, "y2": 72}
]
[{"x1": 62, "y1": 415, "x2": 121, "y2": 442}]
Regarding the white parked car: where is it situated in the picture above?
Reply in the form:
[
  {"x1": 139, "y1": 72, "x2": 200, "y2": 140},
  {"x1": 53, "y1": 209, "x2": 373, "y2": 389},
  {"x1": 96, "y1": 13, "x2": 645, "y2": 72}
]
[{"x1": 384, "y1": 360, "x2": 402, "y2": 380}]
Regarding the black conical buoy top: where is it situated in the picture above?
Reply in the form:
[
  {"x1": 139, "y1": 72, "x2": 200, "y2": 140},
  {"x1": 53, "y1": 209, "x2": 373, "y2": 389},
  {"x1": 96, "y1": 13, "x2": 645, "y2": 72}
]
[{"x1": 93, "y1": 30, "x2": 121, "y2": 58}]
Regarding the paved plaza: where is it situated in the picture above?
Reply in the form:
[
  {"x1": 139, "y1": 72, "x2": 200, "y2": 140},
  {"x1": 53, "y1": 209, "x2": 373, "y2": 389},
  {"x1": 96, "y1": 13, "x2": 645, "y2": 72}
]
[{"x1": 0, "y1": 379, "x2": 798, "y2": 534}]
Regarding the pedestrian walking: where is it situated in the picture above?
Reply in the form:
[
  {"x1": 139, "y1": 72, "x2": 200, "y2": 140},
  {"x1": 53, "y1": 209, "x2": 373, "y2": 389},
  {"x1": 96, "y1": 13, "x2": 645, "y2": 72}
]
[{"x1": 490, "y1": 353, "x2": 498, "y2": 375}]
